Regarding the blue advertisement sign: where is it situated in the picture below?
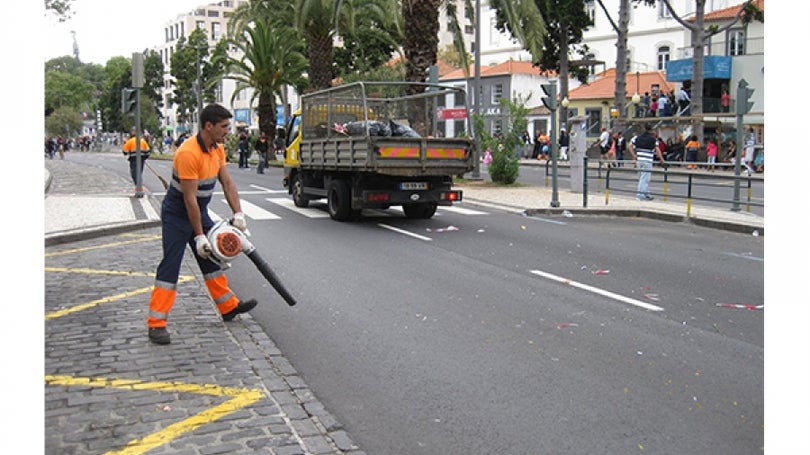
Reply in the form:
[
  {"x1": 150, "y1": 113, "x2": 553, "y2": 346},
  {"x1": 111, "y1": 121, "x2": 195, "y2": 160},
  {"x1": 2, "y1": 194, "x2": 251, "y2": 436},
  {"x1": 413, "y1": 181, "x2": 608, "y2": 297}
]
[
  {"x1": 234, "y1": 108, "x2": 251, "y2": 124},
  {"x1": 666, "y1": 55, "x2": 732, "y2": 81}
]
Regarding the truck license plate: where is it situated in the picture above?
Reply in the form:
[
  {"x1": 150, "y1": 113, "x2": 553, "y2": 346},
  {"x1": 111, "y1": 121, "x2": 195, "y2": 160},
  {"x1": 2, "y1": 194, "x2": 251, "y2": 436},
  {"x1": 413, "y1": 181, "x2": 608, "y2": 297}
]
[{"x1": 400, "y1": 182, "x2": 429, "y2": 190}]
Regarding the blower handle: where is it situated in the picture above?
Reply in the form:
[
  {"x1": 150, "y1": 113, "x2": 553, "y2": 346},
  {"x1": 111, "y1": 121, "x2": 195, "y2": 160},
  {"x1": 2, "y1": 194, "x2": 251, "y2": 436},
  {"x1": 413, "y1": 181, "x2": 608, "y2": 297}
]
[{"x1": 246, "y1": 250, "x2": 297, "y2": 306}]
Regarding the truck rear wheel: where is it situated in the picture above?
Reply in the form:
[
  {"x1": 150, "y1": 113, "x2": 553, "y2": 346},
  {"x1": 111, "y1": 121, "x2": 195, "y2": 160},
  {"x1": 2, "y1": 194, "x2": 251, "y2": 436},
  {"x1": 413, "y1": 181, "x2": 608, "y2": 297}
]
[
  {"x1": 328, "y1": 179, "x2": 351, "y2": 221},
  {"x1": 403, "y1": 202, "x2": 438, "y2": 219},
  {"x1": 291, "y1": 173, "x2": 309, "y2": 208}
]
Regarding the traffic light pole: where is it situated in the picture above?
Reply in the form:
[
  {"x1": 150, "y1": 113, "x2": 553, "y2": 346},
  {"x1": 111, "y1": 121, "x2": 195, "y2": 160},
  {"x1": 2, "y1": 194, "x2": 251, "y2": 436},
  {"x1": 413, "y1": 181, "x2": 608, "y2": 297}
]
[
  {"x1": 132, "y1": 53, "x2": 145, "y2": 198},
  {"x1": 732, "y1": 78, "x2": 754, "y2": 212},
  {"x1": 542, "y1": 80, "x2": 559, "y2": 207}
]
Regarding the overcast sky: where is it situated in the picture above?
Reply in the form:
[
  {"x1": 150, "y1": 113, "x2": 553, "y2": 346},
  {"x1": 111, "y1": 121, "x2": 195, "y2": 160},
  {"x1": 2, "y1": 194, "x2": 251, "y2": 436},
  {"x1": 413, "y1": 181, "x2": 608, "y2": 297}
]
[{"x1": 44, "y1": 0, "x2": 205, "y2": 65}]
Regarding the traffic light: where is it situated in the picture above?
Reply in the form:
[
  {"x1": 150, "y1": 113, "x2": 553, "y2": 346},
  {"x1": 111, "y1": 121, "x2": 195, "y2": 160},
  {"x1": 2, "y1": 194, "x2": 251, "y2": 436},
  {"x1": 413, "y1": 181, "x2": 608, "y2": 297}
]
[
  {"x1": 541, "y1": 82, "x2": 557, "y2": 111},
  {"x1": 121, "y1": 88, "x2": 137, "y2": 115},
  {"x1": 736, "y1": 79, "x2": 754, "y2": 115}
]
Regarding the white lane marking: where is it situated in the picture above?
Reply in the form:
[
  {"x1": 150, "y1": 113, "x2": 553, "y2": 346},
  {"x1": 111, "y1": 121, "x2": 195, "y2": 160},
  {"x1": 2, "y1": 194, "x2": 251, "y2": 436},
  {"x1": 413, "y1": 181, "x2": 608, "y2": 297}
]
[
  {"x1": 266, "y1": 198, "x2": 330, "y2": 218},
  {"x1": 721, "y1": 251, "x2": 764, "y2": 262},
  {"x1": 248, "y1": 184, "x2": 287, "y2": 193},
  {"x1": 529, "y1": 269, "x2": 664, "y2": 312},
  {"x1": 222, "y1": 199, "x2": 280, "y2": 220},
  {"x1": 378, "y1": 223, "x2": 433, "y2": 242},
  {"x1": 441, "y1": 206, "x2": 489, "y2": 215}
]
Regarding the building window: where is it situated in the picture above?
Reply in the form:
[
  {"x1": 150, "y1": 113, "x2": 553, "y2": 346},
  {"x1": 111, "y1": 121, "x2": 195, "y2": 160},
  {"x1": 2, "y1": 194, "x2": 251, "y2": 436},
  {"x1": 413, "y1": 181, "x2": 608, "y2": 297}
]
[
  {"x1": 453, "y1": 119, "x2": 465, "y2": 137},
  {"x1": 657, "y1": 46, "x2": 670, "y2": 71},
  {"x1": 585, "y1": 108, "x2": 602, "y2": 136},
  {"x1": 207, "y1": 10, "x2": 219, "y2": 17},
  {"x1": 453, "y1": 85, "x2": 465, "y2": 106},
  {"x1": 492, "y1": 119, "x2": 503, "y2": 136},
  {"x1": 212, "y1": 22, "x2": 221, "y2": 41},
  {"x1": 491, "y1": 84, "x2": 503, "y2": 105},
  {"x1": 658, "y1": 0, "x2": 672, "y2": 19},
  {"x1": 197, "y1": 21, "x2": 205, "y2": 30},
  {"x1": 728, "y1": 29, "x2": 745, "y2": 56},
  {"x1": 585, "y1": 1, "x2": 595, "y2": 24}
]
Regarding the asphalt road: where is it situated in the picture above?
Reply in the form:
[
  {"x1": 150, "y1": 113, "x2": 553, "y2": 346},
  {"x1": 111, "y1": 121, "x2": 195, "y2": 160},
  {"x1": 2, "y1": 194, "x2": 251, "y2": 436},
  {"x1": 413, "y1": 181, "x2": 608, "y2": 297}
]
[{"x1": 80, "y1": 153, "x2": 765, "y2": 454}]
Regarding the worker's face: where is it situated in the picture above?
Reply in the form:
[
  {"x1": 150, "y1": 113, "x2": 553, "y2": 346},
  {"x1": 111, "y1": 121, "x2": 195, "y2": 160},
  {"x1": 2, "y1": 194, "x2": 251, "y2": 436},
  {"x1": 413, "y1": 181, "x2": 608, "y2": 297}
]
[{"x1": 206, "y1": 119, "x2": 231, "y2": 143}]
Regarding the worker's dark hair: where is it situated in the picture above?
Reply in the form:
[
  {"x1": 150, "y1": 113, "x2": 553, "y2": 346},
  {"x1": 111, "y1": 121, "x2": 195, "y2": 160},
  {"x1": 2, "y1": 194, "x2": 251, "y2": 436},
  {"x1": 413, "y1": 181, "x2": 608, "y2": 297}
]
[
  {"x1": 643, "y1": 122, "x2": 653, "y2": 131},
  {"x1": 200, "y1": 103, "x2": 232, "y2": 128}
]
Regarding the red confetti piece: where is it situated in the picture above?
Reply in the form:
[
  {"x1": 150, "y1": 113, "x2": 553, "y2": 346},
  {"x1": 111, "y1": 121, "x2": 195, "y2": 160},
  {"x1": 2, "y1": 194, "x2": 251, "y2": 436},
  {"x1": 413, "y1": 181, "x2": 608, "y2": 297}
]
[
  {"x1": 591, "y1": 269, "x2": 610, "y2": 275},
  {"x1": 557, "y1": 322, "x2": 579, "y2": 330},
  {"x1": 715, "y1": 303, "x2": 763, "y2": 310}
]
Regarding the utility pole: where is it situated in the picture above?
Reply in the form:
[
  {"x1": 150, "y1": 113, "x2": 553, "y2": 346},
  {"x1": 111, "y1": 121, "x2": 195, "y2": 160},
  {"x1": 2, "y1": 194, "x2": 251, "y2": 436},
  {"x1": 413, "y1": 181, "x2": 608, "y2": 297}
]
[
  {"x1": 542, "y1": 80, "x2": 559, "y2": 207},
  {"x1": 132, "y1": 52, "x2": 145, "y2": 198},
  {"x1": 732, "y1": 78, "x2": 755, "y2": 212}
]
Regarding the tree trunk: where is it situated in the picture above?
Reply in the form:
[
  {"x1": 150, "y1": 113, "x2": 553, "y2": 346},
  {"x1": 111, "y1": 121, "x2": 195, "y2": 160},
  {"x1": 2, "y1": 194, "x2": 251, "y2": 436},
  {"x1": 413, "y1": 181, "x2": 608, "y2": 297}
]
[{"x1": 614, "y1": 0, "x2": 630, "y2": 124}]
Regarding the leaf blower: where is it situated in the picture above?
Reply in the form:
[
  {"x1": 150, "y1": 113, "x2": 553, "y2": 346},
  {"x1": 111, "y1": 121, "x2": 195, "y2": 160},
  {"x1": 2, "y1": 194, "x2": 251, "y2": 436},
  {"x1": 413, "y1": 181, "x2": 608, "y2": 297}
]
[{"x1": 206, "y1": 219, "x2": 297, "y2": 306}]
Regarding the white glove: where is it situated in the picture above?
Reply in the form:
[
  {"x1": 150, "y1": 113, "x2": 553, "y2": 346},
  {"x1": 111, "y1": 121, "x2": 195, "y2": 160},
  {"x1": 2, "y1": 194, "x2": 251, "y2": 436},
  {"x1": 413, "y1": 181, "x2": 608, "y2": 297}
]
[
  {"x1": 194, "y1": 234, "x2": 213, "y2": 259},
  {"x1": 231, "y1": 212, "x2": 247, "y2": 232}
]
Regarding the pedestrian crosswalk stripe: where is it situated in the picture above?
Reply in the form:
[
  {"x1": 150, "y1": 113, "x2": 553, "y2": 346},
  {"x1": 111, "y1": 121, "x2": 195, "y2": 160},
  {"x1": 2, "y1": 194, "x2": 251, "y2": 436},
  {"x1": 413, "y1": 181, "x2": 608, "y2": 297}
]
[
  {"x1": 441, "y1": 205, "x2": 489, "y2": 215},
  {"x1": 219, "y1": 199, "x2": 281, "y2": 220},
  {"x1": 266, "y1": 198, "x2": 330, "y2": 218}
]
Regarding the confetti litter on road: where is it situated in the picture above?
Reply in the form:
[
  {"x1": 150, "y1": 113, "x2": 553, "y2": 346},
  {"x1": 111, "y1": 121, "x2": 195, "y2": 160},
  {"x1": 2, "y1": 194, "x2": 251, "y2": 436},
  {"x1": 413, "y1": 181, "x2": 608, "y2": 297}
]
[
  {"x1": 426, "y1": 225, "x2": 459, "y2": 233},
  {"x1": 715, "y1": 303, "x2": 763, "y2": 310},
  {"x1": 556, "y1": 322, "x2": 579, "y2": 330},
  {"x1": 563, "y1": 210, "x2": 573, "y2": 217},
  {"x1": 592, "y1": 269, "x2": 610, "y2": 275},
  {"x1": 644, "y1": 293, "x2": 660, "y2": 301}
]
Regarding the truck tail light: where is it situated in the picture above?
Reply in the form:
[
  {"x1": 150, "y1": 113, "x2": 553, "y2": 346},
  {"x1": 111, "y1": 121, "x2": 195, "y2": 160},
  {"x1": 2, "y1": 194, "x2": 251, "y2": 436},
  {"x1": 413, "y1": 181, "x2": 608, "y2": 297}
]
[
  {"x1": 440, "y1": 191, "x2": 462, "y2": 202},
  {"x1": 366, "y1": 192, "x2": 390, "y2": 203}
]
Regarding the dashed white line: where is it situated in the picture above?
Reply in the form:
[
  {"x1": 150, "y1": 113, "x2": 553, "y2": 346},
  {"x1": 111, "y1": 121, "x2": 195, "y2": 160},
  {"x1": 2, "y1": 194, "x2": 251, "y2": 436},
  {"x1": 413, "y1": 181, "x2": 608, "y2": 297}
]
[
  {"x1": 378, "y1": 223, "x2": 433, "y2": 241},
  {"x1": 529, "y1": 269, "x2": 664, "y2": 312}
]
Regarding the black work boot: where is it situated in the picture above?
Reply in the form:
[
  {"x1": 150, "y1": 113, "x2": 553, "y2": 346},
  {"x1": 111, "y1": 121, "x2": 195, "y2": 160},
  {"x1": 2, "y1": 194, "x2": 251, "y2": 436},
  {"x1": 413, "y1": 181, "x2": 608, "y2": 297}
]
[
  {"x1": 222, "y1": 299, "x2": 258, "y2": 321},
  {"x1": 148, "y1": 327, "x2": 171, "y2": 345}
]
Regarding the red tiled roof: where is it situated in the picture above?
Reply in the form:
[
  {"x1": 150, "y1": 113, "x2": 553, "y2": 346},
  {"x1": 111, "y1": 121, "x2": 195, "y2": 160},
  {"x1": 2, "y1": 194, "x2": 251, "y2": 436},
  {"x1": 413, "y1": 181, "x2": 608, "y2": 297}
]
[
  {"x1": 441, "y1": 59, "x2": 556, "y2": 80},
  {"x1": 567, "y1": 68, "x2": 674, "y2": 100},
  {"x1": 692, "y1": 0, "x2": 763, "y2": 22}
]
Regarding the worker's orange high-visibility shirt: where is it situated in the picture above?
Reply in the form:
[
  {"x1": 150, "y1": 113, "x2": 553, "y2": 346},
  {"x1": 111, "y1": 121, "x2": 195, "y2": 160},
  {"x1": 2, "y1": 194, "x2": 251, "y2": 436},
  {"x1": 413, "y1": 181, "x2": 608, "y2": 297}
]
[{"x1": 122, "y1": 137, "x2": 150, "y2": 157}]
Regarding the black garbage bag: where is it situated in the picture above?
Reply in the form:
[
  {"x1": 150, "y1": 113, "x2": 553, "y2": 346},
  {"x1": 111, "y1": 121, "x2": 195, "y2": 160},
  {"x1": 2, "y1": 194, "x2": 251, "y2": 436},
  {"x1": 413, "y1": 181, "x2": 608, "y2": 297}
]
[{"x1": 389, "y1": 120, "x2": 420, "y2": 138}]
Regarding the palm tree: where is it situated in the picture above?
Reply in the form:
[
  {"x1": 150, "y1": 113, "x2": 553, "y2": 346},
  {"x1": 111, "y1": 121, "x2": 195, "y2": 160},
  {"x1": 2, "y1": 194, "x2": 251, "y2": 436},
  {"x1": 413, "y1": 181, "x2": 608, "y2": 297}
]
[
  {"x1": 295, "y1": 0, "x2": 395, "y2": 90},
  {"x1": 211, "y1": 19, "x2": 308, "y2": 140}
]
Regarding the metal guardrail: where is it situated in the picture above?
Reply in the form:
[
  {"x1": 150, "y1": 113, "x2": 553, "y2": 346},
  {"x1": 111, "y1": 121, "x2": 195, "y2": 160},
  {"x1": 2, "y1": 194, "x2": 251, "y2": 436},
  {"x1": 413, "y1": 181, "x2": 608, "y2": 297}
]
[
  {"x1": 537, "y1": 159, "x2": 763, "y2": 214},
  {"x1": 599, "y1": 160, "x2": 763, "y2": 216}
]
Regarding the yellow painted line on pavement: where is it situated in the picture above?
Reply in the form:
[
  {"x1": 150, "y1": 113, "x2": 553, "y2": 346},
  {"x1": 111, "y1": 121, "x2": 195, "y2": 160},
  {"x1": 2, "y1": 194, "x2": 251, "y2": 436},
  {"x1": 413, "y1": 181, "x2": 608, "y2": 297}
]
[
  {"x1": 45, "y1": 266, "x2": 155, "y2": 277},
  {"x1": 45, "y1": 234, "x2": 161, "y2": 257},
  {"x1": 45, "y1": 375, "x2": 265, "y2": 455},
  {"x1": 45, "y1": 275, "x2": 193, "y2": 320}
]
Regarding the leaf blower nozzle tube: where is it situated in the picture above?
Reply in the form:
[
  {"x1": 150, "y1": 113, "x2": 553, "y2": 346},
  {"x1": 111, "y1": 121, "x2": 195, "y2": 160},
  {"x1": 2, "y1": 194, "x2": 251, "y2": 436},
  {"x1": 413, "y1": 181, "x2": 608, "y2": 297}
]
[{"x1": 246, "y1": 250, "x2": 297, "y2": 306}]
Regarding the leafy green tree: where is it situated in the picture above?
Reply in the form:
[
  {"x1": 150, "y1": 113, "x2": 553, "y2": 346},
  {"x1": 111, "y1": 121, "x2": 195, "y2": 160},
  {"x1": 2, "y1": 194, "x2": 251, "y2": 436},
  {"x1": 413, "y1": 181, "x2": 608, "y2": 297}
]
[
  {"x1": 169, "y1": 28, "x2": 214, "y2": 125},
  {"x1": 492, "y1": 0, "x2": 591, "y2": 102},
  {"x1": 44, "y1": 70, "x2": 95, "y2": 115},
  {"x1": 45, "y1": 106, "x2": 83, "y2": 137},
  {"x1": 99, "y1": 56, "x2": 133, "y2": 133},
  {"x1": 212, "y1": 11, "x2": 309, "y2": 143},
  {"x1": 479, "y1": 98, "x2": 527, "y2": 184},
  {"x1": 333, "y1": 11, "x2": 401, "y2": 79}
]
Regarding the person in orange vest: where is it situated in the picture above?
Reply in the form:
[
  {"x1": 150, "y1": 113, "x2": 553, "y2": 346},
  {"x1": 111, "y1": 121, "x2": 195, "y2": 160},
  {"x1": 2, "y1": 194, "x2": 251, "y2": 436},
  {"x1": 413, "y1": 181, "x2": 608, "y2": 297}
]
[
  {"x1": 122, "y1": 127, "x2": 151, "y2": 197},
  {"x1": 146, "y1": 104, "x2": 256, "y2": 345},
  {"x1": 685, "y1": 135, "x2": 701, "y2": 169}
]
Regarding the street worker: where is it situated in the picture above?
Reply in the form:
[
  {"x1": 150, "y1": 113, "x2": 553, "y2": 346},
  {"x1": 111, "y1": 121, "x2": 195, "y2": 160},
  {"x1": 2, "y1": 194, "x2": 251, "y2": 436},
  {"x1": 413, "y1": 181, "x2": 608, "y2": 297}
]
[
  {"x1": 146, "y1": 103, "x2": 257, "y2": 345},
  {"x1": 122, "y1": 127, "x2": 151, "y2": 197}
]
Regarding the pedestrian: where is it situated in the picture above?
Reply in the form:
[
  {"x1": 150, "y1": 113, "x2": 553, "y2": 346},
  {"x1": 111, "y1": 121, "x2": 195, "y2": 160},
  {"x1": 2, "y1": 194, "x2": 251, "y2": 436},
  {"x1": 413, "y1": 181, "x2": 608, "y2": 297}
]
[
  {"x1": 642, "y1": 92, "x2": 650, "y2": 117},
  {"x1": 743, "y1": 128, "x2": 756, "y2": 174},
  {"x1": 238, "y1": 132, "x2": 250, "y2": 169},
  {"x1": 627, "y1": 123, "x2": 664, "y2": 201},
  {"x1": 558, "y1": 128, "x2": 569, "y2": 161},
  {"x1": 721, "y1": 89, "x2": 730, "y2": 113},
  {"x1": 705, "y1": 137, "x2": 718, "y2": 171},
  {"x1": 614, "y1": 131, "x2": 626, "y2": 166},
  {"x1": 273, "y1": 131, "x2": 286, "y2": 161},
  {"x1": 725, "y1": 139, "x2": 737, "y2": 165},
  {"x1": 684, "y1": 135, "x2": 700, "y2": 169},
  {"x1": 122, "y1": 127, "x2": 151, "y2": 197},
  {"x1": 146, "y1": 103, "x2": 257, "y2": 345},
  {"x1": 521, "y1": 131, "x2": 532, "y2": 159},
  {"x1": 649, "y1": 97, "x2": 658, "y2": 117},
  {"x1": 657, "y1": 93, "x2": 668, "y2": 117},
  {"x1": 532, "y1": 132, "x2": 543, "y2": 159},
  {"x1": 677, "y1": 86, "x2": 691, "y2": 115},
  {"x1": 255, "y1": 130, "x2": 270, "y2": 174},
  {"x1": 597, "y1": 127, "x2": 611, "y2": 164}
]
